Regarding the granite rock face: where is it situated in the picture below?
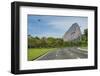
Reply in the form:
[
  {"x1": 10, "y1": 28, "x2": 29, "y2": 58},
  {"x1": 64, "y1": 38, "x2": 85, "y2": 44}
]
[{"x1": 63, "y1": 23, "x2": 81, "y2": 42}]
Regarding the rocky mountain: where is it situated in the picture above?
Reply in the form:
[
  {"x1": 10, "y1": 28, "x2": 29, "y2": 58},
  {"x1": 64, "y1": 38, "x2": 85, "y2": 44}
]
[{"x1": 63, "y1": 23, "x2": 82, "y2": 42}]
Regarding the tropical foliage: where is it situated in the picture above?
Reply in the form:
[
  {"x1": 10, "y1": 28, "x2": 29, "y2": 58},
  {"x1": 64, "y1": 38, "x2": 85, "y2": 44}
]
[{"x1": 28, "y1": 29, "x2": 88, "y2": 48}]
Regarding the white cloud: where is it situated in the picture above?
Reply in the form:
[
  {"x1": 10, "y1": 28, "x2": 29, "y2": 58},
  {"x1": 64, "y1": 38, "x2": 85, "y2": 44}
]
[
  {"x1": 48, "y1": 19, "x2": 73, "y2": 32},
  {"x1": 34, "y1": 32, "x2": 62, "y2": 38},
  {"x1": 47, "y1": 17, "x2": 88, "y2": 34}
]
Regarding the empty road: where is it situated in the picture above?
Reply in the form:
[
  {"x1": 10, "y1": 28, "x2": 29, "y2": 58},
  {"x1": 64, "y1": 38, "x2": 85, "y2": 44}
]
[{"x1": 37, "y1": 47, "x2": 88, "y2": 60}]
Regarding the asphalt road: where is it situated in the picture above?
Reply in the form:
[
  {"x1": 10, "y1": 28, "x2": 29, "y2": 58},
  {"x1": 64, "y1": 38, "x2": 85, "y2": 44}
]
[{"x1": 37, "y1": 47, "x2": 88, "y2": 60}]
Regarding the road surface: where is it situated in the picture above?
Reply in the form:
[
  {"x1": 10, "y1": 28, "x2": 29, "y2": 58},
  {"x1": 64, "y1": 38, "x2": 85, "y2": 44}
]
[{"x1": 37, "y1": 47, "x2": 88, "y2": 60}]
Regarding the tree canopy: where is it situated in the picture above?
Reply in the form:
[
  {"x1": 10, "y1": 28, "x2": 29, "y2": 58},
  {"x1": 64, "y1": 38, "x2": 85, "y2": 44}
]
[{"x1": 28, "y1": 29, "x2": 88, "y2": 48}]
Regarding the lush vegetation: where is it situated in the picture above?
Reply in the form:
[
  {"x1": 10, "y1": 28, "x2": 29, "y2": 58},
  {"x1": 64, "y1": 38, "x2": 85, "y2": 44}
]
[
  {"x1": 28, "y1": 29, "x2": 88, "y2": 48},
  {"x1": 28, "y1": 29, "x2": 88, "y2": 61},
  {"x1": 28, "y1": 48, "x2": 56, "y2": 61}
]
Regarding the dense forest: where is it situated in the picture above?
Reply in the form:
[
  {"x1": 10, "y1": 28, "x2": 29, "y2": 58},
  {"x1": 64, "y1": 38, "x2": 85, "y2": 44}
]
[{"x1": 28, "y1": 29, "x2": 88, "y2": 48}]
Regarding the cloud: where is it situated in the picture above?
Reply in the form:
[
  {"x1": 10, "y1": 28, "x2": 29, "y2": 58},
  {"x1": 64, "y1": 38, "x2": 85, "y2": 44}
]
[
  {"x1": 48, "y1": 20, "x2": 72, "y2": 31},
  {"x1": 28, "y1": 15, "x2": 88, "y2": 38},
  {"x1": 33, "y1": 32, "x2": 62, "y2": 38},
  {"x1": 47, "y1": 17, "x2": 88, "y2": 34}
]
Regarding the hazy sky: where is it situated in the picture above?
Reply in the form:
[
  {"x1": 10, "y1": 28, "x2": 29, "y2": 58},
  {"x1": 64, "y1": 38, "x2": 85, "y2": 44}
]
[{"x1": 28, "y1": 15, "x2": 88, "y2": 38}]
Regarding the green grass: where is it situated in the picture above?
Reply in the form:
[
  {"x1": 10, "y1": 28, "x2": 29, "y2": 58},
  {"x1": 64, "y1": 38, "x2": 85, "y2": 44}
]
[{"x1": 28, "y1": 48, "x2": 56, "y2": 61}]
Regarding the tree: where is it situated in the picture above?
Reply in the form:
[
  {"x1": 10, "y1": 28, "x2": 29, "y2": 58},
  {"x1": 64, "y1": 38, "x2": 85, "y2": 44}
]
[
  {"x1": 47, "y1": 37, "x2": 56, "y2": 47},
  {"x1": 84, "y1": 29, "x2": 88, "y2": 41},
  {"x1": 55, "y1": 38, "x2": 63, "y2": 47},
  {"x1": 28, "y1": 37, "x2": 36, "y2": 48},
  {"x1": 40, "y1": 37, "x2": 47, "y2": 47}
]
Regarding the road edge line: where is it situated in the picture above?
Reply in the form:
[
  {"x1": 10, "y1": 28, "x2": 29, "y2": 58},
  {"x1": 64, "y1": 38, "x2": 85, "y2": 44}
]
[{"x1": 34, "y1": 49, "x2": 57, "y2": 61}]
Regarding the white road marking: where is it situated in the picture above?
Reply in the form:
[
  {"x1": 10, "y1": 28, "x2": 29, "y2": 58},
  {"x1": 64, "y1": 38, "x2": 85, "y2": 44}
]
[
  {"x1": 56, "y1": 50, "x2": 59, "y2": 57},
  {"x1": 77, "y1": 47, "x2": 87, "y2": 51}
]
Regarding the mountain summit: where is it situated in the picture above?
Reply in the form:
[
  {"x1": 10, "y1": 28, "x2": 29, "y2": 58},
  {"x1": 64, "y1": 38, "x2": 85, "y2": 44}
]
[{"x1": 63, "y1": 23, "x2": 81, "y2": 41}]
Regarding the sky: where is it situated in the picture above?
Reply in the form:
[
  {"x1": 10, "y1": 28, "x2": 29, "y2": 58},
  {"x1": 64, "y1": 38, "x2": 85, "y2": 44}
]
[{"x1": 28, "y1": 15, "x2": 88, "y2": 38}]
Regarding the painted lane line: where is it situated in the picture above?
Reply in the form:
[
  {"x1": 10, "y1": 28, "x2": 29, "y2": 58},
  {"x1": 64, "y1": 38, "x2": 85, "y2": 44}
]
[
  {"x1": 56, "y1": 50, "x2": 59, "y2": 57},
  {"x1": 35, "y1": 49, "x2": 57, "y2": 60}
]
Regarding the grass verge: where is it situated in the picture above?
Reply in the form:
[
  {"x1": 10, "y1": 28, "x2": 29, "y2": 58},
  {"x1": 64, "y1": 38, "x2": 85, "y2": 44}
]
[{"x1": 28, "y1": 48, "x2": 56, "y2": 61}]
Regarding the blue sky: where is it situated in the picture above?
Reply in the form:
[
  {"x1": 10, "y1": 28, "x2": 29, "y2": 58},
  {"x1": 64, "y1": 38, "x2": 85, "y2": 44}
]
[{"x1": 28, "y1": 15, "x2": 88, "y2": 38}]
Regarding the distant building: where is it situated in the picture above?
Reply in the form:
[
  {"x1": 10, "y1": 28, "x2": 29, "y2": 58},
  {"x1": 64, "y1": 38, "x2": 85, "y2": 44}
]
[{"x1": 63, "y1": 23, "x2": 81, "y2": 42}]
